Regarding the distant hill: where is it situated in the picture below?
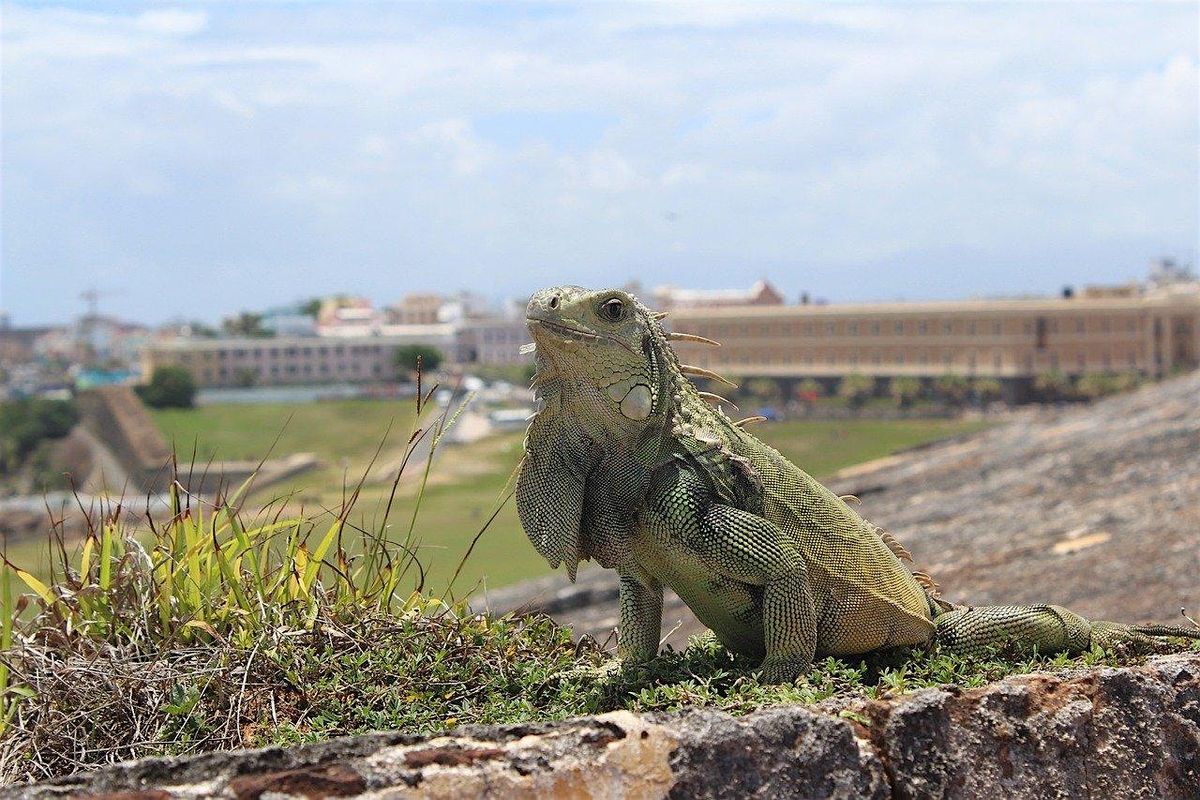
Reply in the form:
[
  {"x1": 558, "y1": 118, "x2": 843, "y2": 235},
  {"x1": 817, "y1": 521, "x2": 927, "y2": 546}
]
[{"x1": 485, "y1": 371, "x2": 1200, "y2": 646}]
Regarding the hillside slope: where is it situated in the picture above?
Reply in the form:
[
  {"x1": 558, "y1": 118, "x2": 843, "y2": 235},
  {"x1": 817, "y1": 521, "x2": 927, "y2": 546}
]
[{"x1": 485, "y1": 371, "x2": 1200, "y2": 645}]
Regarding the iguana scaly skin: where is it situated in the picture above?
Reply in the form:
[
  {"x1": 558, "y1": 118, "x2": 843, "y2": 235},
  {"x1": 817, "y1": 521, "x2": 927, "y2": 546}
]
[{"x1": 515, "y1": 286, "x2": 1200, "y2": 683}]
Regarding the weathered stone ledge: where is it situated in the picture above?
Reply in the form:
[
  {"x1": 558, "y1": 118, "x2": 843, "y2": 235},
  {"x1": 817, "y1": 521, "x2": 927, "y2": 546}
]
[{"x1": 12, "y1": 651, "x2": 1199, "y2": 799}]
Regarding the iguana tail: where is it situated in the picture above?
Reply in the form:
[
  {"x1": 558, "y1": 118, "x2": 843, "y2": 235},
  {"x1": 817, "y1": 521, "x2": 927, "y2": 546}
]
[{"x1": 930, "y1": 603, "x2": 1200, "y2": 655}]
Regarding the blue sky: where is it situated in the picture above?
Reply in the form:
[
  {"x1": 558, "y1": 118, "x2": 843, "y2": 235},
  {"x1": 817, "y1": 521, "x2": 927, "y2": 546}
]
[{"x1": 2, "y1": 2, "x2": 1197, "y2": 325}]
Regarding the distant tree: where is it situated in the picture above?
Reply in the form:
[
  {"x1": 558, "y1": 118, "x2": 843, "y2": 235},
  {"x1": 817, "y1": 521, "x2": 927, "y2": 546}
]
[
  {"x1": 1033, "y1": 369, "x2": 1072, "y2": 402},
  {"x1": 794, "y1": 378, "x2": 824, "y2": 404},
  {"x1": 0, "y1": 397, "x2": 80, "y2": 473},
  {"x1": 393, "y1": 345, "x2": 444, "y2": 377},
  {"x1": 934, "y1": 373, "x2": 970, "y2": 406},
  {"x1": 299, "y1": 298, "x2": 323, "y2": 319},
  {"x1": 137, "y1": 365, "x2": 197, "y2": 409},
  {"x1": 744, "y1": 378, "x2": 782, "y2": 404},
  {"x1": 972, "y1": 377, "x2": 1002, "y2": 404},
  {"x1": 888, "y1": 376, "x2": 922, "y2": 409},
  {"x1": 222, "y1": 312, "x2": 273, "y2": 338},
  {"x1": 234, "y1": 368, "x2": 258, "y2": 388},
  {"x1": 837, "y1": 373, "x2": 875, "y2": 409},
  {"x1": 183, "y1": 321, "x2": 220, "y2": 338}
]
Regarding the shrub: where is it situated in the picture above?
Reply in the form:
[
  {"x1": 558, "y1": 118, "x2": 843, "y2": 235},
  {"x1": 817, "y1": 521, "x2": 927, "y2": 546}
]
[
  {"x1": 973, "y1": 377, "x2": 1002, "y2": 404},
  {"x1": 0, "y1": 398, "x2": 80, "y2": 473},
  {"x1": 934, "y1": 373, "x2": 970, "y2": 406},
  {"x1": 233, "y1": 368, "x2": 258, "y2": 388},
  {"x1": 888, "y1": 376, "x2": 922, "y2": 409},
  {"x1": 744, "y1": 378, "x2": 782, "y2": 404},
  {"x1": 136, "y1": 366, "x2": 197, "y2": 409},
  {"x1": 1110, "y1": 370, "x2": 1143, "y2": 393},
  {"x1": 393, "y1": 344, "x2": 444, "y2": 376},
  {"x1": 837, "y1": 373, "x2": 874, "y2": 409},
  {"x1": 1033, "y1": 369, "x2": 1072, "y2": 402},
  {"x1": 794, "y1": 378, "x2": 824, "y2": 404}
]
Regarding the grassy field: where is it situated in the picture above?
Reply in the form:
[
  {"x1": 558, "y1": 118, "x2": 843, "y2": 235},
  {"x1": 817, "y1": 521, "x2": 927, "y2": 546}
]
[
  {"x1": 8, "y1": 402, "x2": 991, "y2": 593},
  {"x1": 152, "y1": 400, "x2": 417, "y2": 463},
  {"x1": 762, "y1": 417, "x2": 992, "y2": 479}
]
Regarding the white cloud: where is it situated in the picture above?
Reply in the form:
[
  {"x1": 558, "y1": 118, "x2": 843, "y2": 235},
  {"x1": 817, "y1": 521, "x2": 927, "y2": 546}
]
[
  {"x1": 135, "y1": 9, "x2": 208, "y2": 37},
  {"x1": 1, "y1": 2, "x2": 1196, "y2": 323}
]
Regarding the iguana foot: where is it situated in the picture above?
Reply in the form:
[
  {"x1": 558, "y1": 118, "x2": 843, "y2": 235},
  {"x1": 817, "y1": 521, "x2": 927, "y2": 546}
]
[
  {"x1": 554, "y1": 657, "x2": 624, "y2": 685},
  {"x1": 758, "y1": 653, "x2": 809, "y2": 684},
  {"x1": 1089, "y1": 620, "x2": 1200, "y2": 652}
]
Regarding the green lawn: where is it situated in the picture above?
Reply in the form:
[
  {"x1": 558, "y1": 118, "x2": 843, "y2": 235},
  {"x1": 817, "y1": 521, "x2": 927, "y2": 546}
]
[
  {"x1": 392, "y1": 416, "x2": 994, "y2": 594},
  {"x1": 152, "y1": 400, "x2": 417, "y2": 463},
  {"x1": 762, "y1": 418, "x2": 993, "y2": 479}
]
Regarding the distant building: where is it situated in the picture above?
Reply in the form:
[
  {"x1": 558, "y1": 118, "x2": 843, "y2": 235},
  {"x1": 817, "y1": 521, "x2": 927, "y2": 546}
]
[
  {"x1": 0, "y1": 324, "x2": 53, "y2": 365},
  {"x1": 140, "y1": 267, "x2": 1200, "y2": 393},
  {"x1": 1148, "y1": 257, "x2": 1196, "y2": 289},
  {"x1": 653, "y1": 279, "x2": 784, "y2": 310},
  {"x1": 261, "y1": 309, "x2": 317, "y2": 337},
  {"x1": 456, "y1": 318, "x2": 532, "y2": 365},
  {"x1": 315, "y1": 297, "x2": 381, "y2": 336},
  {"x1": 668, "y1": 276, "x2": 1200, "y2": 396},
  {"x1": 389, "y1": 294, "x2": 444, "y2": 325},
  {"x1": 142, "y1": 329, "x2": 458, "y2": 388}
]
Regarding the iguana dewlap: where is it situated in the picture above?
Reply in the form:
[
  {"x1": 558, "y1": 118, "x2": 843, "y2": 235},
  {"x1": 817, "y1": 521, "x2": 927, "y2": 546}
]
[{"x1": 514, "y1": 285, "x2": 1199, "y2": 682}]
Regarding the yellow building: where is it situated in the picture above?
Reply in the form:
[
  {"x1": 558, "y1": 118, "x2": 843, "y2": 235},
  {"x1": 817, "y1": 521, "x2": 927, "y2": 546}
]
[{"x1": 669, "y1": 282, "x2": 1199, "y2": 396}]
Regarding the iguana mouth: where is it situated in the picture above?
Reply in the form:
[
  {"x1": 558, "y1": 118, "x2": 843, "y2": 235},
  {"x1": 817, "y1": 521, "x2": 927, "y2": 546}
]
[
  {"x1": 527, "y1": 317, "x2": 638, "y2": 354},
  {"x1": 527, "y1": 318, "x2": 602, "y2": 342}
]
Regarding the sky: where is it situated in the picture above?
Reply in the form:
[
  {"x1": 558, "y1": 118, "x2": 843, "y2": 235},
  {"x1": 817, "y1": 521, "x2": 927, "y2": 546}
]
[{"x1": 1, "y1": 2, "x2": 1197, "y2": 326}]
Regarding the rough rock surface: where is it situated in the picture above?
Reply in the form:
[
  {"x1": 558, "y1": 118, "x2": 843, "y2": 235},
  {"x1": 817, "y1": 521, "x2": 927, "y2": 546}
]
[
  {"x1": 17, "y1": 652, "x2": 1200, "y2": 799},
  {"x1": 484, "y1": 371, "x2": 1200, "y2": 648}
]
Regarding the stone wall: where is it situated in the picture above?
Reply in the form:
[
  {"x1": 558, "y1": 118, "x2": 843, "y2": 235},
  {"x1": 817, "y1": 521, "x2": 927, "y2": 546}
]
[
  {"x1": 75, "y1": 386, "x2": 173, "y2": 492},
  {"x1": 17, "y1": 652, "x2": 1200, "y2": 799}
]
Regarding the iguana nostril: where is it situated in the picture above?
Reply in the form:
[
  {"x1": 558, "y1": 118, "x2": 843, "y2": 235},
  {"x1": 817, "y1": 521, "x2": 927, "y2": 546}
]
[{"x1": 548, "y1": 295, "x2": 559, "y2": 310}]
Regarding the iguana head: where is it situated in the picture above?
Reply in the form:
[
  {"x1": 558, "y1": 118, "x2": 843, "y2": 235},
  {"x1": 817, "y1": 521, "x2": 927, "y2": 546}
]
[{"x1": 526, "y1": 285, "x2": 671, "y2": 432}]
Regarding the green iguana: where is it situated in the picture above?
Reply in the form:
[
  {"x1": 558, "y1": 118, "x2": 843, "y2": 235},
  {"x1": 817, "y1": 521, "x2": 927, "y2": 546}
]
[{"x1": 515, "y1": 285, "x2": 1200, "y2": 683}]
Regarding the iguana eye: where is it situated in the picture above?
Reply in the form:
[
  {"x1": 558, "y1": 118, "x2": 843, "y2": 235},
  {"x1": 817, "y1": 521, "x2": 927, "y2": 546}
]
[{"x1": 599, "y1": 297, "x2": 625, "y2": 322}]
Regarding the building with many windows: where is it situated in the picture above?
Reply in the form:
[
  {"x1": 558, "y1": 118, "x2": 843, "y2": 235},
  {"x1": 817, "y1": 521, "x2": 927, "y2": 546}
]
[
  {"x1": 140, "y1": 267, "x2": 1199, "y2": 394},
  {"x1": 669, "y1": 278, "x2": 1199, "y2": 398},
  {"x1": 142, "y1": 329, "x2": 457, "y2": 387}
]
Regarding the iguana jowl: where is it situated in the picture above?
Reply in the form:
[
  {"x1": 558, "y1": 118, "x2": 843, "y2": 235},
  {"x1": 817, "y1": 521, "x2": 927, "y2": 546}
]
[{"x1": 515, "y1": 285, "x2": 1199, "y2": 683}]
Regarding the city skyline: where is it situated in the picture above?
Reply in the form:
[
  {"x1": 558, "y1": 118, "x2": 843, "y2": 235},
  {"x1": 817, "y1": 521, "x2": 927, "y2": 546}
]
[{"x1": 3, "y1": 2, "x2": 1197, "y2": 326}]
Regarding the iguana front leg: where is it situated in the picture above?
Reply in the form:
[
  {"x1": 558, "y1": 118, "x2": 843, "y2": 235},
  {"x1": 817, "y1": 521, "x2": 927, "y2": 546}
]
[
  {"x1": 617, "y1": 570, "x2": 663, "y2": 663},
  {"x1": 642, "y1": 465, "x2": 817, "y2": 683}
]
